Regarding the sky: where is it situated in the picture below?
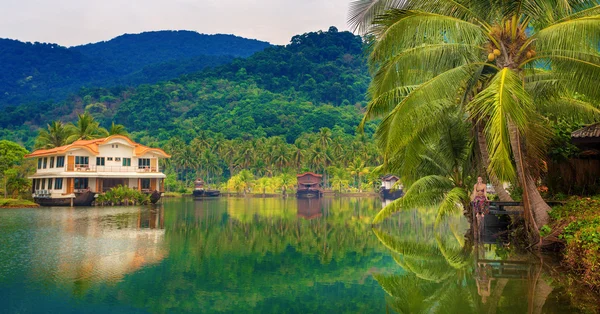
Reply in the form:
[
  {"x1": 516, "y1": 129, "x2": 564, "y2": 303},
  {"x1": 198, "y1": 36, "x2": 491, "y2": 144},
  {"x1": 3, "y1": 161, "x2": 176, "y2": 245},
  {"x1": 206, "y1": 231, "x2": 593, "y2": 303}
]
[{"x1": 0, "y1": 0, "x2": 354, "y2": 47}]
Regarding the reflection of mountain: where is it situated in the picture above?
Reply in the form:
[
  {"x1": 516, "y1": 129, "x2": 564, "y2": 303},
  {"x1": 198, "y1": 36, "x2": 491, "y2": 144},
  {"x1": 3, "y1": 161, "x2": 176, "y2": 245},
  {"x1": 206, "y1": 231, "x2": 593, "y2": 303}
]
[
  {"x1": 31, "y1": 207, "x2": 167, "y2": 287},
  {"x1": 297, "y1": 198, "x2": 322, "y2": 219}
]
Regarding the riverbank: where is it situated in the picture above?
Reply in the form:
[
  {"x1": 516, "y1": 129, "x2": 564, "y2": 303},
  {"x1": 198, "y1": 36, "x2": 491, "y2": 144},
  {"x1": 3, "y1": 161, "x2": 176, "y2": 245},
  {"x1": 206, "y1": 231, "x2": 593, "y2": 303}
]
[
  {"x1": 0, "y1": 198, "x2": 39, "y2": 208},
  {"x1": 547, "y1": 196, "x2": 600, "y2": 291}
]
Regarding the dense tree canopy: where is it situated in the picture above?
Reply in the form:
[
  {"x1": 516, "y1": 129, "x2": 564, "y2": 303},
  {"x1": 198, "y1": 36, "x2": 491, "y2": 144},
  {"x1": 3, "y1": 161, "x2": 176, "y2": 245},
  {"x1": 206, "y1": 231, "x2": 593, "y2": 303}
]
[{"x1": 0, "y1": 31, "x2": 270, "y2": 106}]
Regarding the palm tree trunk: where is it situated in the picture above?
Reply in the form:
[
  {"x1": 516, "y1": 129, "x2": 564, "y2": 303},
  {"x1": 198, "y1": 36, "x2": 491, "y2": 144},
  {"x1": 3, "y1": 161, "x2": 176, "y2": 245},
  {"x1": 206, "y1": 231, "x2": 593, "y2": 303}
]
[
  {"x1": 508, "y1": 122, "x2": 550, "y2": 229},
  {"x1": 477, "y1": 124, "x2": 513, "y2": 202}
]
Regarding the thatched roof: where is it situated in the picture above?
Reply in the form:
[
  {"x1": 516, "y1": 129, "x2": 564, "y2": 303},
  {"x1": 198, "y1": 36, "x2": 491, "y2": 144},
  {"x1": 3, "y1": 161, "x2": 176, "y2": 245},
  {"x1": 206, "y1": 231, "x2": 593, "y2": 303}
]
[{"x1": 572, "y1": 123, "x2": 600, "y2": 140}]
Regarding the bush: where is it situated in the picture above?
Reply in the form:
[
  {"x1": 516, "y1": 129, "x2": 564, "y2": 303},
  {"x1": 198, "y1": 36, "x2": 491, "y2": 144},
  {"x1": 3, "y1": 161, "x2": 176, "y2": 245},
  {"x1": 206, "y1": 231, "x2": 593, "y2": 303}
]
[
  {"x1": 551, "y1": 196, "x2": 600, "y2": 290},
  {"x1": 95, "y1": 185, "x2": 150, "y2": 206}
]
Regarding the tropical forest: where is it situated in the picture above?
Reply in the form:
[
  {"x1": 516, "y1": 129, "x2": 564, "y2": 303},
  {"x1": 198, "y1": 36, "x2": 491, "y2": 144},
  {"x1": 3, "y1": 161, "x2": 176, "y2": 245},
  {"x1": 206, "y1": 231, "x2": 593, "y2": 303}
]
[{"x1": 1, "y1": 0, "x2": 600, "y2": 312}]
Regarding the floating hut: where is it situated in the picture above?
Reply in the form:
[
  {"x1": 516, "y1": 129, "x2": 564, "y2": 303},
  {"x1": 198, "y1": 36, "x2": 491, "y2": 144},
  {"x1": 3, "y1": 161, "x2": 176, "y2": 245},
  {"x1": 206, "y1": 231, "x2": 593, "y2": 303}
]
[
  {"x1": 380, "y1": 174, "x2": 404, "y2": 200},
  {"x1": 296, "y1": 172, "x2": 323, "y2": 198},
  {"x1": 193, "y1": 179, "x2": 221, "y2": 198}
]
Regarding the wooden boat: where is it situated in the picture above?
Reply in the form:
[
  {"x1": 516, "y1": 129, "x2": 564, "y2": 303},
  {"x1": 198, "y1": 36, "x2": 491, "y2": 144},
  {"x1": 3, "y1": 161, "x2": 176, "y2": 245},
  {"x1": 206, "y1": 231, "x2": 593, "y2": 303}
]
[
  {"x1": 149, "y1": 191, "x2": 162, "y2": 204},
  {"x1": 379, "y1": 175, "x2": 404, "y2": 200},
  {"x1": 34, "y1": 190, "x2": 96, "y2": 207},
  {"x1": 296, "y1": 172, "x2": 323, "y2": 198},
  {"x1": 193, "y1": 179, "x2": 221, "y2": 198}
]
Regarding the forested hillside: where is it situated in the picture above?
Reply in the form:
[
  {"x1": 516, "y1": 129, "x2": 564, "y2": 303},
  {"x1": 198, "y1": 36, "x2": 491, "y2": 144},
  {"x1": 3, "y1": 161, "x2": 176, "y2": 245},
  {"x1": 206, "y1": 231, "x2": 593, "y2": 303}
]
[
  {"x1": 0, "y1": 31, "x2": 270, "y2": 106},
  {"x1": 1, "y1": 27, "x2": 373, "y2": 147}
]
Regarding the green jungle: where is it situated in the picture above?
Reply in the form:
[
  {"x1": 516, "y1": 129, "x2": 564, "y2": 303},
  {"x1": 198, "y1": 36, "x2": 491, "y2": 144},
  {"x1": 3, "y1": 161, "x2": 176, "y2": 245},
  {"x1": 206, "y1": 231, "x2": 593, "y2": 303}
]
[{"x1": 2, "y1": 0, "x2": 600, "y2": 294}]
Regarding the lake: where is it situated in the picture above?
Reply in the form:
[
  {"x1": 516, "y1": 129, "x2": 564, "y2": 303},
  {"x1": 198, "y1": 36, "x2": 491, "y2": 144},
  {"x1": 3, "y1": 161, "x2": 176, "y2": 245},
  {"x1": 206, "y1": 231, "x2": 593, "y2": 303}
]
[{"x1": 0, "y1": 197, "x2": 598, "y2": 313}]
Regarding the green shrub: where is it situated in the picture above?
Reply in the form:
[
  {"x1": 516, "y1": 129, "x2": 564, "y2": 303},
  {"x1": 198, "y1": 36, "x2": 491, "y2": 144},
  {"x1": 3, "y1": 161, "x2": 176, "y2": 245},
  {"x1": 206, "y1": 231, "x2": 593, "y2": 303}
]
[{"x1": 95, "y1": 185, "x2": 150, "y2": 206}]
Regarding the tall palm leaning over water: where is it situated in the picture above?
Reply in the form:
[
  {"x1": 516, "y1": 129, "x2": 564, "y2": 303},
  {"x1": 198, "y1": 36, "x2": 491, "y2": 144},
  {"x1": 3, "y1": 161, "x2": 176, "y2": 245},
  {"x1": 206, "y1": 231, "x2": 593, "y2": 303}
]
[{"x1": 350, "y1": 0, "x2": 600, "y2": 230}]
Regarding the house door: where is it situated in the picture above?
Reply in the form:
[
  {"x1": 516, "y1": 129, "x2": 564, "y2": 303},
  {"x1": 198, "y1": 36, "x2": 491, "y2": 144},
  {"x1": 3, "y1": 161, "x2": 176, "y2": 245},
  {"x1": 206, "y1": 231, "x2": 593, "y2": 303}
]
[{"x1": 67, "y1": 156, "x2": 75, "y2": 171}]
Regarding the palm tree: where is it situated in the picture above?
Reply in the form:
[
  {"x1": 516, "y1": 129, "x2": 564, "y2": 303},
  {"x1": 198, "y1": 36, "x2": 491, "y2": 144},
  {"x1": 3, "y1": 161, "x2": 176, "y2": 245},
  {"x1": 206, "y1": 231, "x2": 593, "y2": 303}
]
[
  {"x1": 66, "y1": 113, "x2": 109, "y2": 142},
  {"x1": 318, "y1": 127, "x2": 333, "y2": 150},
  {"x1": 351, "y1": 0, "x2": 600, "y2": 229},
  {"x1": 35, "y1": 121, "x2": 72, "y2": 149},
  {"x1": 373, "y1": 111, "x2": 475, "y2": 226},
  {"x1": 108, "y1": 122, "x2": 128, "y2": 136}
]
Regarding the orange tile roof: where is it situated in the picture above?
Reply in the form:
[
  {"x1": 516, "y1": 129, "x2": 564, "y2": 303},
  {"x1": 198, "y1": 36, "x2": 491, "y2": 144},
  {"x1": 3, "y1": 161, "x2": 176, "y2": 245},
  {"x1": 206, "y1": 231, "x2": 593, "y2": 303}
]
[{"x1": 25, "y1": 135, "x2": 171, "y2": 158}]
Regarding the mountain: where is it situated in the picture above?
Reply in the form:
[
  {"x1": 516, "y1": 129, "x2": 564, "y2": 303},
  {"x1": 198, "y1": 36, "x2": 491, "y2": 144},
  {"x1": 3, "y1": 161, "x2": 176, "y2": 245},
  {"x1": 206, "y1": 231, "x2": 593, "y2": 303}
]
[
  {"x1": 0, "y1": 31, "x2": 271, "y2": 106},
  {"x1": 0, "y1": 27, "x2": 372, "y2": 147}
]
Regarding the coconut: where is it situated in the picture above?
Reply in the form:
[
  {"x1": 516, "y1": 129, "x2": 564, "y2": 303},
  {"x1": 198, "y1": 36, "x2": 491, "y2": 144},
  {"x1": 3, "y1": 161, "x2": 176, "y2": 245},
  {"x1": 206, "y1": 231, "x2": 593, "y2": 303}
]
[
  {"x1": 526, "y1": 51, "x2": 532, "y2": 59},
  {"x1": 488, "y1": 53, "x2": 496, "y2": 62},
  {"x1": 493, "y1": 49, "x2": 501, "y2": 56}
]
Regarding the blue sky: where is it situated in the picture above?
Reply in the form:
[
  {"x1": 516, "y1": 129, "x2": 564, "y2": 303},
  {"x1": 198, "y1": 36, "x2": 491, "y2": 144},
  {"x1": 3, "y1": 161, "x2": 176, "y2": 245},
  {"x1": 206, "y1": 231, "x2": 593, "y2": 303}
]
[{"x1": 0, "y1": 0, "x2": 352, "y2": 46}]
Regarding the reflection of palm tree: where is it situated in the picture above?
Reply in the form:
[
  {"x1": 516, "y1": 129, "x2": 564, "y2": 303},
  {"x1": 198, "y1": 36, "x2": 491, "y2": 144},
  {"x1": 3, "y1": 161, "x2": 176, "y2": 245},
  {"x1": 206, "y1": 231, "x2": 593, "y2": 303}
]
[{"x1": 372, "y1": 227, "x2": 479, "y2": 313}]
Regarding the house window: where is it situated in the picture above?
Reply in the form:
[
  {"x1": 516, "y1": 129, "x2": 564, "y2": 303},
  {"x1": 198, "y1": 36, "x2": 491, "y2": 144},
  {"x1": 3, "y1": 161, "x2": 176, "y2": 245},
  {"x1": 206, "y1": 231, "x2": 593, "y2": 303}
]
[
  {"x1": 107, "y1": 157, "x2": 113, "y2": 161},
  {"x1": 96, "y1": 157, "x2": 105, "y2": 166},
  {"x1": 141, "y1": 179, "x2": 151, "y2": 190},
  {"x1": 138, "y1": 158, "x2": 150, "y2": 169},
  {"x1": 122, "y1": 158, "x2": 131, "y2": 166},
  {"x1": 56, "y1": 156, "x2": 65, "y2": 168},
  {"x1": 75, "y1": 156, "x2": 89, "y2": 167},
  {"x1": 55, "y1": 178, "x2": 63, "y2": 190},
  {"x1": 115, "y1": 157, "x2": 121, "y2": 162},
  {"x1": 43, "y1": 158, "x2": 48, "y2": 169},
  {"x1": 41, "y1": 179, "x2": 46, "y2": 190},
  {"x1": 35, "y1": 179, "x2": 40, "y2": 190},
  {"x1": 74, "y1": 178, "x2": 89, "y2": 190},
  {"x1": 49, "y1": 157, "x2": 55, "y2": 168},
  {"x1": 37, "y1": 159, "x2": 42, "y2": 169},
  {"x1": 47, "y1": 178, "x2": 53, "y2": 190},
  {"x1": 111, "y1": 144, "x2": 119, "y2": 148}
]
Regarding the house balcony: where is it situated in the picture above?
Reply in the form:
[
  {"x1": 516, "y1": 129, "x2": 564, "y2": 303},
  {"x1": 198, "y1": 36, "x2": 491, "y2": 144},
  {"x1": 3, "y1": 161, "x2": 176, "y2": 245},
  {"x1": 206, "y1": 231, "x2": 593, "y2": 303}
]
[{"x1": 66, "y1": 165, "x2": 161, "y2": 173}]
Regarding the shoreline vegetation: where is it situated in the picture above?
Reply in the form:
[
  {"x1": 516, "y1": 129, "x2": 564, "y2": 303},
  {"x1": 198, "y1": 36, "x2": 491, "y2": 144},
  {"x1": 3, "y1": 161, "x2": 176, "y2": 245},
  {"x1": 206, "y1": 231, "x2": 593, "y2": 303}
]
[{"x1": 0, "y1": 198, "x2": 39, "y2": 208}]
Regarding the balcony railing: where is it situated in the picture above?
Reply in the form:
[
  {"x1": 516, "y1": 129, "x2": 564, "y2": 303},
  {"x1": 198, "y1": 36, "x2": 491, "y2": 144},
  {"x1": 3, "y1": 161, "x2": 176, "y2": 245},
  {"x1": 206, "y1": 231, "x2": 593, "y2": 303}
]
[{"x1": 66, "y1": 165, "x2": 160, "y2": 173}]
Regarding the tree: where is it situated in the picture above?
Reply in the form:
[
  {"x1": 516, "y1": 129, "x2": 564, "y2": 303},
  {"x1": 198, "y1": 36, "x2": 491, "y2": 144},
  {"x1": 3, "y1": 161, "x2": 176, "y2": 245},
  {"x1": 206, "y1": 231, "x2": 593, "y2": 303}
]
[
  {"x1": 35, "y1": 121, "x2": 72, "y2": 149},
  {"x1": 66, "y1": 113, "x2": 109, "y2": 142},
  {"x1": 351, "y1": 0, "x2": 600, "y2": 230},
  {"x1": 108, "y1": 122, "x2": 128, "y2": 136},
  {"x1": 372, "y1": 113, "x2": 475, "y2": 226},
  {"x1": 0, "y1": 140, "x2": 29, "y2": 198}
]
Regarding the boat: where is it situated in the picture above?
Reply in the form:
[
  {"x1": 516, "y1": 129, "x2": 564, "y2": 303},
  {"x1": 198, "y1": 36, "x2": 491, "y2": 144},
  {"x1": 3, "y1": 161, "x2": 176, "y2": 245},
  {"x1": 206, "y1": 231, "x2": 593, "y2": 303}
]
[
  {"x1": 33, "y1": 190, "x2": 96, "y2": 206},
  {"x1": 296, "y1": 172, "x2": 323, "y2": 198},
  {"x1": 193, "y1": 179, "x2": 221, "y2": 198},
  {"x1": 379, "y1": 174, "x2": 404, "y2": 200}
]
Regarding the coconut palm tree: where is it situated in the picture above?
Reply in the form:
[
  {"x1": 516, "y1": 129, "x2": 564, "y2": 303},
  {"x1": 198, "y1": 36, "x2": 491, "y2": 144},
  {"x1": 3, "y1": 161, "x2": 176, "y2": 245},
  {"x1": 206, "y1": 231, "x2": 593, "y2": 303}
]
[
  {"x1": 66, "y1": 113, "x2": 109, "y2": 142},
  {"x1": 35, "y1": 121, "x2": 72, "y2": 149},
  {"x1": 350, "y1": 0, "x2": 600, "y2": 229},
  {"x1": 108, "y1": 122, "x2": 128, "y2": 136},
  {"x1": 373, "y1": 110, "x2": 475, "y2": 225}
]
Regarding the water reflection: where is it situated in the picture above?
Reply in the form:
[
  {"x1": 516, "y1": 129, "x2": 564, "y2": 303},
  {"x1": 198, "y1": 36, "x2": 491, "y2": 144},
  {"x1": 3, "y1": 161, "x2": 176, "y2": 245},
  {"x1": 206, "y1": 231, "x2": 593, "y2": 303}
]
[
  {"x1": 372, "y1": 209, "x2": 599, "y2": 314},
  {"x1": 1, "y1": 198, "x2": 598, "y2": 313}
]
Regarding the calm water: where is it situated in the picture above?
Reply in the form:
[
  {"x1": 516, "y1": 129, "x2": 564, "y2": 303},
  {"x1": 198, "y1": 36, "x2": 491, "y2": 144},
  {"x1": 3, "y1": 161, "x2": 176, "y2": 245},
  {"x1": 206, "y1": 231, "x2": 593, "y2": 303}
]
[{"x1": 0, "y1": 197, "x2": 598, "y2": 313}]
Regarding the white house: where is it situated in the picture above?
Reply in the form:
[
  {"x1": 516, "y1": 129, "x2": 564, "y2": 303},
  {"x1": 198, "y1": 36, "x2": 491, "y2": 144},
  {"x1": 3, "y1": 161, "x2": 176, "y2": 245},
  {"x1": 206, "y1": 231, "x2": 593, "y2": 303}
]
[{"x1": 25, "y1": 135, "x2": 170, "y2": 206}]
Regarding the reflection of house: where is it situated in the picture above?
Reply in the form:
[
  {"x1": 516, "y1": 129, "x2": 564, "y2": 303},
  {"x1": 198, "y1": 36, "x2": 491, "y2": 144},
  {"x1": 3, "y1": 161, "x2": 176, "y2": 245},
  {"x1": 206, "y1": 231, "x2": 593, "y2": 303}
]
[
  {"x1": 546, "y1": 124, "x2": 600, "y2": 194},
  {"x1": 25, "y1": 135, "x2": 170, "y2": 206},
  {"x1": 297, "y1": 172, "x2": 323, "y2": 198},
  {"x1": 297, "y1": 198, "x2": 322, "y2": 219},
  {"x1": 31, "y1": 208, "x2": 167, "y2": 286},
  {"x1": 380, "y1": 175, "x2": 403, "y2": 200}
]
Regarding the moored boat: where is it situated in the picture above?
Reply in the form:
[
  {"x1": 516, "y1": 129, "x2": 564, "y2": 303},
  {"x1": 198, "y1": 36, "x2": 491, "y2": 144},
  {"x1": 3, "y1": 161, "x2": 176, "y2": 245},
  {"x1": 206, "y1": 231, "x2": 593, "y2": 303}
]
[{"x1": 193, "y1": 179, "x2": 221, "y2": 198}]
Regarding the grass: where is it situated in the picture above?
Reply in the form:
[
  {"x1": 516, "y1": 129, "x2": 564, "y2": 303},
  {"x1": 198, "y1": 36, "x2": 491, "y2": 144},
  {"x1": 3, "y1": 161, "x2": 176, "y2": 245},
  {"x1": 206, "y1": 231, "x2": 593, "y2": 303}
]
[
  {"x1": 0, "y1": 198, "x2": 39, "y2": 208},
  {"x1": 549, "y1": 196, "x2": 600, "y2": 290}
]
